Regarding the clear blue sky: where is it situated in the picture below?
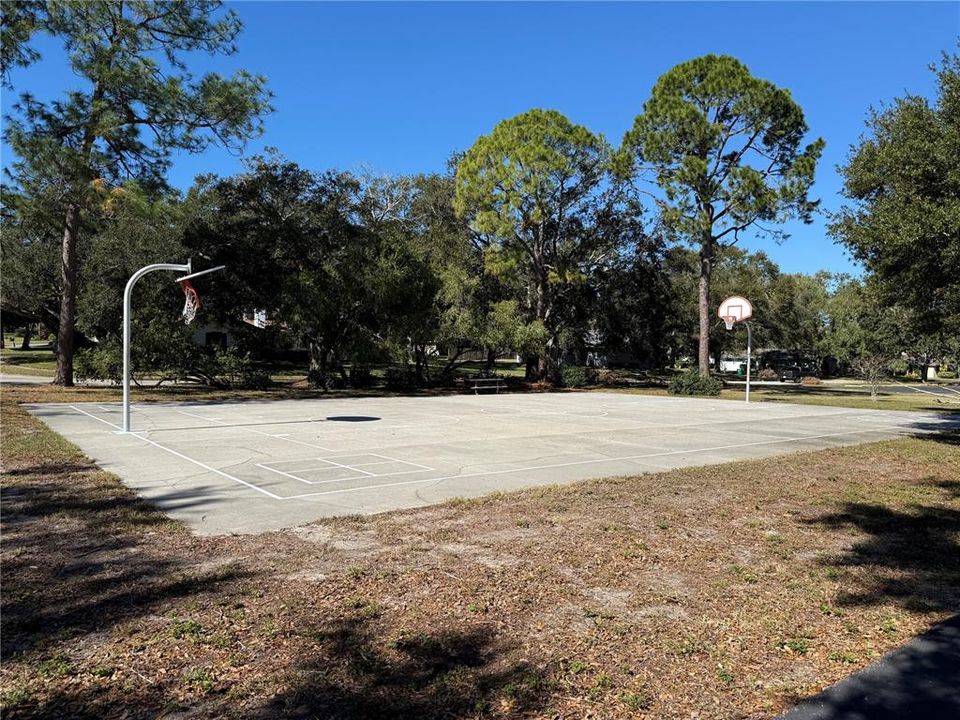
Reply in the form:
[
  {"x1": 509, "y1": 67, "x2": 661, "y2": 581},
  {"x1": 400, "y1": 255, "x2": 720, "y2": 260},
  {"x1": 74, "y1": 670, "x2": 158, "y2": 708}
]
[{"x1": 2, "y1": 1, "x2": 957, "y2": 275}]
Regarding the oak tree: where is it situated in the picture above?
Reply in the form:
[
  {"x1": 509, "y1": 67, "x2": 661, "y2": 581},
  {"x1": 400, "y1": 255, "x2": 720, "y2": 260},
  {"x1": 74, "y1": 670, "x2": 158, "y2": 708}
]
[
  {"x1": 454, "y1": 108, "x2": 620, "y2": 380},
  {"x1": 831, "y1": 53, "x2": 960, "y2": 341}
]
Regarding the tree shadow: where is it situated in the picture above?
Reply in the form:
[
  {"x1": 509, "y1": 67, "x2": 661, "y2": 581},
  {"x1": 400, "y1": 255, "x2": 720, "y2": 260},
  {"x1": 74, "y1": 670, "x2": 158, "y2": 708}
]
[
  {"x1": 778, "y1": 614, "x2": 960, "y2": 719},
  {"x1": 247, "y1": 617, "x2": 554, "y2": 720},
  {"x1": 805, "y1": 498, "x2": 960, "y2": 612},
  {"x1": 1, "y1": 477, "x2": 249, "y2": 660}
]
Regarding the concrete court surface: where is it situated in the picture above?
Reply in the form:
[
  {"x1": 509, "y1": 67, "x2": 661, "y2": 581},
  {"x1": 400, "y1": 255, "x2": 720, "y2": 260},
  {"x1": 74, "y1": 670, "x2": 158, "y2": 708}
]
[{"x1": 25, "y1": 392, "x2": 960, "y2": 535}]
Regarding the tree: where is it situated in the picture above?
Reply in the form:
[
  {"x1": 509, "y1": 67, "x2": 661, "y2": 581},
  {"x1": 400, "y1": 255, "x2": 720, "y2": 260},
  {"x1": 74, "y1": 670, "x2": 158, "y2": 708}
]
[
  {"x1": 454, "y1": 108, "x2": 623, "y2": 380},
  {"x1": 831, "y1": 52, "x2": 960, "y2": 341},
  {"x1": 0, "y1": 187, "x2": 63, "y2": 338},
  {"x1": 621, "y1": 54, "x2": 823, "y2": 376},
  {"x1": 593, "y1": 238, "x2": 671, "y2": 369},
  {"x1": 1, "y1": 1, "x2": 271, "y2": 385},
  {"x1": 185, "y1": 155, "x2": 370, "y2": 384}
]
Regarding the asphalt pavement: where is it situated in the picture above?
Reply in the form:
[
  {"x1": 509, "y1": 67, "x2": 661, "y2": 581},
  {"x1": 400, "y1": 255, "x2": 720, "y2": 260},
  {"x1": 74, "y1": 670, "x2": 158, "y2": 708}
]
[{"x1": 779, "y1": 615, "x2": 960, "y2": 719}]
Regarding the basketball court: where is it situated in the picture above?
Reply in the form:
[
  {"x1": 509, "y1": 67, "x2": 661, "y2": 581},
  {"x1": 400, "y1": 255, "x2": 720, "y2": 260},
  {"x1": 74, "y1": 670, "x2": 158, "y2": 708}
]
[{"x1": 26, "y1": 392, "x2": 958, "y2": 535}]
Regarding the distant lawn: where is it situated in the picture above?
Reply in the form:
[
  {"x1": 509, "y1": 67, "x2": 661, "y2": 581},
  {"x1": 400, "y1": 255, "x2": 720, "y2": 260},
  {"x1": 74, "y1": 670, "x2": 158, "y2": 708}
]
[
  {"x1": 1, "y1": 383, "x2": 957, "y2": 719},
  {"x1": 604, "y1": 384, "x2": 960, "y2": 414},
  {"x1": 0, "y1": 345, "x2": 57, "y2": 376},
  {"x1": 3, "y1": 344, "x2": 957, "y2": 415}
]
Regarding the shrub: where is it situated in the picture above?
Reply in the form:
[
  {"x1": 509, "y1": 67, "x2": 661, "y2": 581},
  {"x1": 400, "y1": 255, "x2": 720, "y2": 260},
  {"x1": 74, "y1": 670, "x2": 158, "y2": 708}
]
[
  {"x1": 384, "y1": 366, "x2": 417, "y2": 390},
  {"x1": 201, "y1": 349, "x2": 273, "y2": 389},
  {"x1": 758, "y1": 368, "x2": 778, "y2": 381},
  {"x1": 667, "y1": 371, "x2": 723, "y2": 396},
  {"x1": 238, "y1": 369, "x2": 271, "y2": 390},
  {"x1": 938, "y1": 369, "x2": 956, "y2": 379},
  {"x1": 348, "y1": 364, "x2": 374, "y2": 388},
  {"x1": 75, "y1": 343, "x2": 123, "y2": 384},
  {"x1": 800, "y1": 376, "x2": 821, "y2": 386},
  {"x1": 890, "y1": 358, "x2": 910, "y2": 376},
  {"x1": 560, "y1": 365, "x2": 596, "y2": 388},
  {"x1": 307, "y1": 369, "x2": 344, "y2": 390}
]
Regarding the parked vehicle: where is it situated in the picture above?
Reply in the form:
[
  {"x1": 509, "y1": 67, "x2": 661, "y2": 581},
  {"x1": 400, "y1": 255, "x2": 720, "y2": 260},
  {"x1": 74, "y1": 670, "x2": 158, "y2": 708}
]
[{"x1": 780, "y1": 365, "x2": 802, "y2": 383}]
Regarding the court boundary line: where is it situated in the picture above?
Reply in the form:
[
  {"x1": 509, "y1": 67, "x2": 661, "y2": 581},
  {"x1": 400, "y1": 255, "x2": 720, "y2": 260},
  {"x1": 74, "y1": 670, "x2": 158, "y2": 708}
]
[
  {"x1": 173, "y1": 409, "x2": 335, "y2": 453},
  {"x1": 255, "y1": 454, "x2": 435, "y2": 486},
  {"x1": 277, "y1": 425, "x2": 929, "y2": 500},
  {"x1": 61, "y1": 403, "x2": 957, "y2": 503},
  {"x1": 58, "y1": 400, "x2": 904, "y2": 448},
  {"x1": 68, "y1": 405, "x2": 284, "y2": 500}
]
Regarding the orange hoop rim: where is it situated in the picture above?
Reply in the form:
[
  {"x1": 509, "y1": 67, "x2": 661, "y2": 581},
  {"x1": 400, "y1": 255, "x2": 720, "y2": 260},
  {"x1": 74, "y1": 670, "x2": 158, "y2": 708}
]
[{"x1": 179, "y1": 279, "x2": 200, "y2": 324}]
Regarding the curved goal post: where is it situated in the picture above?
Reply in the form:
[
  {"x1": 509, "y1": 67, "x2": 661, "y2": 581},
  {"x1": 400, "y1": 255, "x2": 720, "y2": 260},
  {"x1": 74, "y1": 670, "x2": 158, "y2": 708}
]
[
  {"x1": 121, "y1": 261, "x2": 225, "y2": 432},
  {"x1": 717, "y1": 296, "x2": 754, "y2": 404}
]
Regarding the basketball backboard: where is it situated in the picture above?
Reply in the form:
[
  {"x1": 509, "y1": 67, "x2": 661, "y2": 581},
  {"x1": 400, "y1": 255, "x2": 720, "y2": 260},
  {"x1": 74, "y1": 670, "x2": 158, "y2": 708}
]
[{"x1": 718, "y1": 296, "x2": 753, "y2": 329}]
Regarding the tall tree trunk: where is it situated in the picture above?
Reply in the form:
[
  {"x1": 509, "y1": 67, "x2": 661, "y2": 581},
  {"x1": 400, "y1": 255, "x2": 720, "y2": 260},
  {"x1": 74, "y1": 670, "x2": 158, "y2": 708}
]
[
  {"x1": 22, "y1": 324, "x2": 32, "y2": 350},
  {"x1": 484, "y1": 347, "x2": 497, "y2": 373},
  {"x1": 53, "y1": 203, "x2": 81, "y2": 386},
  {"x1": 697, "y1": 237, "x2": 713, "y2": 377},
  {"x1": 534, "y1": 265, "x2": 550, "y2": 381}
]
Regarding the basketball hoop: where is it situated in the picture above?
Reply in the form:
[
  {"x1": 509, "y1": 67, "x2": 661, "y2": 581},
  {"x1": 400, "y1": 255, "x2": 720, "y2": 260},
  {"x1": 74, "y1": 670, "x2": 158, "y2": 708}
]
[
  {"x1": 175, "y1": 264, "x2": 224, "y2": 326},
  {"x1": 716, "y1": 295, "x2": 754, "y2": 404},
  {"x1": 717, "y1": 295, "x2": 753, "y2": 326},
  {"x1": 179, "y1": 279, "x2": 200, "y2": 325}
]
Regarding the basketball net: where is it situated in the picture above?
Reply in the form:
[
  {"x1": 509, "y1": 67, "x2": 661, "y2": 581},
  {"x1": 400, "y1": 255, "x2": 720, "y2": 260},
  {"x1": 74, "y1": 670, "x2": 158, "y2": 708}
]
[
  {"x1": 722, "y1": 316, "x2": 736, "y2": 331},
  {"x1": 180, "y1": 279, "x2": 200, "y2": 325}
]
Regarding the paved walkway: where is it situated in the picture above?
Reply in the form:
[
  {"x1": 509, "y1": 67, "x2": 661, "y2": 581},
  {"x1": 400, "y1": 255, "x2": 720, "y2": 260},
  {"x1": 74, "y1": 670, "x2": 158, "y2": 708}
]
[{"x1": 779, "y1": 615, "x2": 960, "y2": 719}]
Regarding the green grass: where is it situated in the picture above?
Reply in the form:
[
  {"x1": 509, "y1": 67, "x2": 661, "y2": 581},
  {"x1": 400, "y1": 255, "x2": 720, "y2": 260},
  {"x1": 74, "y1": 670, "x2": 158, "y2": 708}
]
[
  {"x1": 0, "y1": 344, "x2": 57, "y2": 376},
  {"x1": 604, "y1": 383, "x2": 960, "y2": 413}
]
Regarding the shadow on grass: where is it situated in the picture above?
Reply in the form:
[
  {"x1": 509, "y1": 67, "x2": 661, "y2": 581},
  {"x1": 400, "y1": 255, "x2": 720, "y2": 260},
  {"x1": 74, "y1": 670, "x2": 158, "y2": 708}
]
[
  {"x1": 0, "y1": 475, "x2": 248, "y2": 661},
  {"x1": 779, "y1": 615, "x2": 960, "y2": 720},
  {"x1": 806, "y1": 494, "x2": 960, "y2": 612},
  {"x1": 7, "y1": 619, "x2": 553, "y2": 720},
  {"x1": 247, "y1": 617, "x2": 553, "y2": 720}
]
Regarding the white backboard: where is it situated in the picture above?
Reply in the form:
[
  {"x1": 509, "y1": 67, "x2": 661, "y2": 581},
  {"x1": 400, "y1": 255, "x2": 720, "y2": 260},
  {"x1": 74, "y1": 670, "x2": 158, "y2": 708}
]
[{"x1": 717, "y1": 295, "x2": 753, "y2": 322}]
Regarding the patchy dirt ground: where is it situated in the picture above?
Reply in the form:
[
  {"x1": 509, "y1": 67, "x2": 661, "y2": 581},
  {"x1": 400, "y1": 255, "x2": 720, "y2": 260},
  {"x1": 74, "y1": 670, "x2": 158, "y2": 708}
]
[{"x1": 1, "y1": 386, "x2": 958, "y2": 719}]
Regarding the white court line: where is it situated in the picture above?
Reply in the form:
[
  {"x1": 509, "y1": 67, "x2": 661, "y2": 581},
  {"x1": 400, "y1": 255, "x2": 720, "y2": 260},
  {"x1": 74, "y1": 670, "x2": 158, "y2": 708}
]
[
  {"x1": 263, "y1": 455, "x2": 377, "y2": 477},
  {"x1": 255, "y1": 462, "x2": 433, "y2": 486},
  {"x1": 259, "y1": 453, "x2": 433, "y2": 472},
  {"x1": 68, "y1": 405, "x2": 284, "y2": 500},
  {"x1": 67, "y1": 402, "x2": 901, "y2": 454},
  {"x1": 279, "y1": 424, "x2": 931, "y2": 500},
  {"x1": 173, "y1": 409, "x2": 334, "y2": 452},
  {"x1": 256, "y1": 453, "x2": 434, "y2": 485},
  {"x1": 362, "y1": 453, "x2": 433, "y2": 470},
  {"x1": 256, "y1": 463, "x2": 367, "y2": 485},
  {"x1": 66, "y1": 402, "x2": 956, "y2": 502}
]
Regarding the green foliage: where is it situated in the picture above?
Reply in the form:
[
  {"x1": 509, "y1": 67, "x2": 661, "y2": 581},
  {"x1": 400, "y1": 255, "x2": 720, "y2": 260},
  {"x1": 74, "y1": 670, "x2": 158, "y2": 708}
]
[
  {"x1": 74, "y1": 342, "x2": 123, "y2": 384},
  {"x1": 202, "y1": 349, "x2": 271, "y2": 390},
  {"x1": 455, "y1": 108, "x2": 628, "y2": 378},
  {"x1": 482, "y1": 301, "x2": 550, "y2": 360},
  {"x1": 622, "y1": 55, "x2": 824, "y2": 243},
  {"x1": 668, "y1": 371, "x2": 723, "y2": 396},
  {"x1": 559, "y1": 365, "x2": 596, "y2": 388},
  {"x1": 831, "y1": 52, "x2": 960, "y2": 339},
  {"x1": 0, "y1": 187, "x2": 61, "y2": 335},
  {"x1": 76, "y1": 341, "x2": 269, "y2": 390},
  {"x1": 1, "y1": 0, "x2": 271, "y2": 383},
  {"x1": 3, "y1": 1, "x2": 271, "y2": 193},
  {"x1": 622, "y1": 54, "x2": 823, "y2": 373}
]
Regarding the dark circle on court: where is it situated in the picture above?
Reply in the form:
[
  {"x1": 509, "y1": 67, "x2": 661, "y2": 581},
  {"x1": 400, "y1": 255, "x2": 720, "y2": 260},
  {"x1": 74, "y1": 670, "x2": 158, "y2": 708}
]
[{"x1": 325, "y1": 416, "x2": 381, "y2": 422}]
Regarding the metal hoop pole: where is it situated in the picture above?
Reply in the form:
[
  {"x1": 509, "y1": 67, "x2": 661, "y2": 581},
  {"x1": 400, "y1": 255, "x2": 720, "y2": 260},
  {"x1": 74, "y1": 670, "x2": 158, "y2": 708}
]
[
  {"x1": 122, "y1": 261, "x2": 191, "y2": 432},
  {"x1": 745, "y1": 321, "x2": 752, "y2": 404}
]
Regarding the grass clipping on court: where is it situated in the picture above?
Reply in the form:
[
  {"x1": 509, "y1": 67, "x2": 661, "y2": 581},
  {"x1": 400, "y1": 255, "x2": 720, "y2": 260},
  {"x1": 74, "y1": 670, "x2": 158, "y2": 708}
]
[{"x1": 1, "y1": 384, "x2": 958, "y2": 719}]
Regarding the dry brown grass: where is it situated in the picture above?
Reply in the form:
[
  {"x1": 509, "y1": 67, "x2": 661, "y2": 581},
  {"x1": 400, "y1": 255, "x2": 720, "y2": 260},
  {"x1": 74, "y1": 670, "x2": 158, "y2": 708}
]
[{"x1": 1, "y1": 385, "x2": 958, "y2": 719}]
